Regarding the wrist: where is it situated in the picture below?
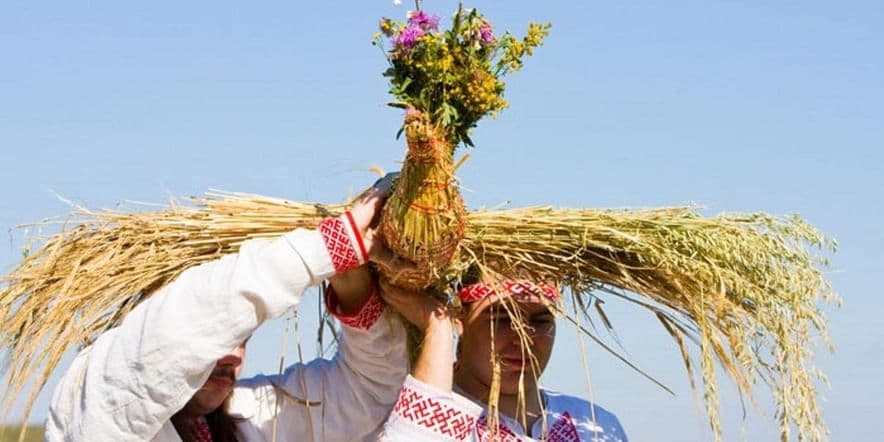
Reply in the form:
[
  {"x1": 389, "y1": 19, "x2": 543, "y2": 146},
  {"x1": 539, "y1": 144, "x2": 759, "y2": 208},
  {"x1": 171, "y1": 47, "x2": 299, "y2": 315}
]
[
  {"x1": 414, "y1": 315, "x2": 455, "y2": 390},
  {"x1": 324, "y1": 283, "x2": 385, "y2": 331},
  {"x1": 424, "y1": 314, "x2": 453, "y2": 335},
  {"x1": 318, "y1": 211, "x2": 368, "y2": 274},
  {"x1": 329, "y1": 267, "x2": 373, "y2": 313}
]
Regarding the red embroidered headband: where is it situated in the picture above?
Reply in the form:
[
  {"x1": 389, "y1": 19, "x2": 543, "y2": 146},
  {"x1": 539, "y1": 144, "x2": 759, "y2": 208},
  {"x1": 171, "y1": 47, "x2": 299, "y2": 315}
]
[{"x1": 457, "y1": 279, "x2": 559, "y2": 304}]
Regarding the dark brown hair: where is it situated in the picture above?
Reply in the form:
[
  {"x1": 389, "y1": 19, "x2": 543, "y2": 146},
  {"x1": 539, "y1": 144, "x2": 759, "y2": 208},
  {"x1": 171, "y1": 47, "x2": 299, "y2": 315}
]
[
  {"x1": 173, "y1": 395, "x2": 243, "y2": 442},
  {"x1": 204, "y1": 396, "x2": 242, "y2": 442}
]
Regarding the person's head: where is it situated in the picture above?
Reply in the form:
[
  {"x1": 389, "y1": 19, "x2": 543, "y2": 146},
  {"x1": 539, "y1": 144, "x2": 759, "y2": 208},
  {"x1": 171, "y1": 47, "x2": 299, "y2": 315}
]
[
  {"x1": 179, "y1": 342, "x2": 247, "y2": 417},
  {"x1": 453, "y1": 274, "x2": 559, "y2": 397}
]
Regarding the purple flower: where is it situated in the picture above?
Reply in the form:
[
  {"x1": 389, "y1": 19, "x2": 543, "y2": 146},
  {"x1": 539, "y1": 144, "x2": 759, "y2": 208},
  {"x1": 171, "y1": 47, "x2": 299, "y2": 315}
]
[
  {"x1": 479, "y1": 26, "x2": 495, "y2": 44},
  {"x1": 394, "y1": 23, "x2": 425, "y2": 49},
  {"x1": 408, "y1": 10, "x2": 440, "y2": 31}
]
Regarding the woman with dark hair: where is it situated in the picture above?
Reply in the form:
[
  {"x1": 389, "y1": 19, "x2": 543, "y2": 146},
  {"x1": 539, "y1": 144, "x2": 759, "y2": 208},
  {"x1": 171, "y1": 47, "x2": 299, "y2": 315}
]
[{"x1": 379, "y1": 269, "x2": 629, "y2": 442}]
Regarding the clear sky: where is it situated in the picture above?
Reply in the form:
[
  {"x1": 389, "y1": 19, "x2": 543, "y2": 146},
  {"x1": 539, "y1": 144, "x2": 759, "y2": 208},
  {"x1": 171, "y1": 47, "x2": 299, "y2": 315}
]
[{"x1": 1, "y1": 1, "x2": 881, "y2": 440}]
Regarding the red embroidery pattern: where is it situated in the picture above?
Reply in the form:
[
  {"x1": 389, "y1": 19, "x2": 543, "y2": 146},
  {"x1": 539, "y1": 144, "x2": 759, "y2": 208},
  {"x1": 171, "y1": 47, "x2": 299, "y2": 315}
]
[
  {"x1": 319, "y1": 215, "x2": 362, "y2": 272},
  {"x1": 325, "y1": 284, "x2": 386, "y2": 330},
  {"x1": 193, "y1": 416, "x2": 213, "y2": 442},
  {"x1": 546, "y1": 412, "x2": 580, "y2": 442},
  {"x1": 475, "y1": 415, "x2": 520, "y2": 442},
  {"x1": 393, "y1": 384, "x2": 477, "y2": 441},
  {"x1": 458, "y1": 280, "x2": 559, "y2": 304},
  {"x1": 475, "y1": 411, "x2": 579, "y2": 442}
]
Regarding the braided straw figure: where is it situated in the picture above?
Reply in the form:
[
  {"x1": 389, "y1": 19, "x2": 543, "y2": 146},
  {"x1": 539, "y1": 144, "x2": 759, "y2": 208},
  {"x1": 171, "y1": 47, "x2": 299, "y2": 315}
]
[{"x1": 378, "y1": 108, "x2": 466, "y2": 290}]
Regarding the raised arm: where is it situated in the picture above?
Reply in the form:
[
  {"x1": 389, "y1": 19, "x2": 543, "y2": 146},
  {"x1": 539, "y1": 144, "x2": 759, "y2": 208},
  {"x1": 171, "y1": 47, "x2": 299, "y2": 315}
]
[{"x1": 378, "y1": 281, "x2": 483, "y2": 442}]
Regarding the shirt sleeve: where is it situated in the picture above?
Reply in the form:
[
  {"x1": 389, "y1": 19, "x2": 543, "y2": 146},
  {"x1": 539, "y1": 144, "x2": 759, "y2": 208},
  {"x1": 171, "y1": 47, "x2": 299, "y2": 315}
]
[
  {"x1": 227, "y1": 284, "x2": 409, "y2": 442},
  {"x1": 378, "y1": 375, "x2": 483, "y2": 442},
  {"x1": 46, "y1": 215, "x2": 365, "y2": 441},
  {"x1": 545, "y1": 391, "x2": 629, "y2": 442}
]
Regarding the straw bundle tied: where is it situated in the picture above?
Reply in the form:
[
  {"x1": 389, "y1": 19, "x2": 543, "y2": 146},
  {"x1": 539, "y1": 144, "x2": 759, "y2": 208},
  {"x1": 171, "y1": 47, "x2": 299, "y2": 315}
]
[
  {"x1": 378, "y1": 108, "x2": 466, "y2": 289},
  {"x1": 0, "y1": 191, "x2": 837, "y2": 441}
]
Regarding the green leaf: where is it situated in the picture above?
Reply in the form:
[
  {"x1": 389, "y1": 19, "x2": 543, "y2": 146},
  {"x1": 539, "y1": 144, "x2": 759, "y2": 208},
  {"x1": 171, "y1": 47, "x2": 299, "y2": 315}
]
[
  {"x1": 399, "y1": 76, "x2": 413, "y2": 91},
  {"x1": 462, "y1": 132, "x2": 475, "y2": 147},
  {"x1": 452, "y1": 4, "x2": 463, "y2": 35},
  {"x1": 438, "y1": 103, "x2": 452, "y2": 127}
]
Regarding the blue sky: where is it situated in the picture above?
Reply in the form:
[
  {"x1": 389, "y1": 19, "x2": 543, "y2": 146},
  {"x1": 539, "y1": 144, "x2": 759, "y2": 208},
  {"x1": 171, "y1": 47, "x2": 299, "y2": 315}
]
[{"x1": 1, "y1": 1, "x2": 881, "y2": 440}]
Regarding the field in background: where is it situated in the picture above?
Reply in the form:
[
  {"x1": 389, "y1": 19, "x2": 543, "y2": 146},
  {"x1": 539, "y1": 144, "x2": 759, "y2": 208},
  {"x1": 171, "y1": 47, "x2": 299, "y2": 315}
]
[{"x1": 0, "y1": 425, "x2": 43, "y2": 442}]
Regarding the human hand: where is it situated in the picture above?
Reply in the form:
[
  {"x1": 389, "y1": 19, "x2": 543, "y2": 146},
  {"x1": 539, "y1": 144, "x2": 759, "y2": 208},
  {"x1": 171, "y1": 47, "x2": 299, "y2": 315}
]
[
  {"x1": 379, "y1": 278, "x2": 452, "y2": 332},
  {"x1": 348, "y1": 172, "x2": 397, "y2": 258}
]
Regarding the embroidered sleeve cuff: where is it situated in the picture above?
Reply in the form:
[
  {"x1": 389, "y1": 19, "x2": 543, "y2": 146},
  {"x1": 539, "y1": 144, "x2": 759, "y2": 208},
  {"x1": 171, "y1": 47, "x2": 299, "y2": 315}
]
[
  {"x1": 324, "y1": 282, "x2": 385, "y2": 330},
  {"x1": 387, "y1": 375, "x2": 482, "y2": 441},
  {"x1": 318, "y1": 212, "x2": 368, "y2": 273}
]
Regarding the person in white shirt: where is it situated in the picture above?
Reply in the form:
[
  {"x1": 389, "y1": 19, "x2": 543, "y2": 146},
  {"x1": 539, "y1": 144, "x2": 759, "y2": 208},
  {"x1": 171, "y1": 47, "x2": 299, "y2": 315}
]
[
  {"x1": 45, "y1": 175, "x2": 423, "y2": 441},
  {"x1": 379, "y1": 269, "x2": 629, "y2": 442}
]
